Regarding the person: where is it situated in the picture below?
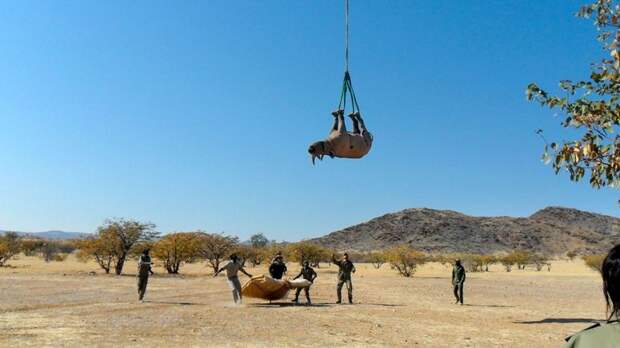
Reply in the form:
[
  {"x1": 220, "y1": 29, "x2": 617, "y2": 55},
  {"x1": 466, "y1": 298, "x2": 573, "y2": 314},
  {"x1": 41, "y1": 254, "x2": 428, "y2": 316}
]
[
  {"x1": 271, "y1": 251, "x2": 283, "y2": 263},
  {"x1": 452, "y1": 259, "x2": 466, "y2": 305},
  {"x1": 214, "y1": 254, "x2": 253, "y2": 304},
  {"x1": 292, "y1": 261, "x2": 318, "y2": 305},
  {"x1": 137, "y1": 249, "x2": 154, "y2": 303},
  {"x1": 564, "y1": 244, "x2": 620, "y2": 347},
  {"x1": 269, "y1": 255, "x2": 287, "y2": 280},
  {"x1": 332, "y1": 253, "x2": 356, "y2": 304}
]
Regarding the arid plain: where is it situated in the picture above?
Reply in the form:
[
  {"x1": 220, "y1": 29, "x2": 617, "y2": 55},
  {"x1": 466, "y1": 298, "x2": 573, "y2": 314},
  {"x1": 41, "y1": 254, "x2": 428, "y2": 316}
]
[{"x1": 0, "y1": 256, "x2": 607, "y2": 347}]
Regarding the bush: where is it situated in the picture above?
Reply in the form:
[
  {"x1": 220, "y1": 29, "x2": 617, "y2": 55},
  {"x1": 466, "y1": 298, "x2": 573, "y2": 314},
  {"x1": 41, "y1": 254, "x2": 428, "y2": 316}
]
[
  {"x1": 286, "y1": 241, "x2": 330, "y2": 267},
  {"x1": 196, "y1": 232, "x2": 239, "y2": 273},
  {"x1": 368, "y1": 252, "x2": 386, "y2": 269},
  {"x1": 75, "y1": 219, "x2": 158, "y2": 275},
  {"x1": 583, "y1": 254, "x2": 606, "y2": 273},
  {"x1": 152, "y1": 232, "x2": 202, "y2": 274},
  {"x1": 385, "y1": 245, "x2": 427, "y2": 277},
  {"x1": 52, "y1": 253, "x2": 69, "y2": 262},
  {"x1": 0, "y1": 232, "x2": 22, "y2": 266}
]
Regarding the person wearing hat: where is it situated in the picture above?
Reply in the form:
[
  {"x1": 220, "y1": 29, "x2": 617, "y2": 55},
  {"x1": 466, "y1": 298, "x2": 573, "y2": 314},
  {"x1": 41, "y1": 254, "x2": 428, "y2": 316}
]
[{"x1": 452, "y1": 259, "x2": 466, "y2": 305}]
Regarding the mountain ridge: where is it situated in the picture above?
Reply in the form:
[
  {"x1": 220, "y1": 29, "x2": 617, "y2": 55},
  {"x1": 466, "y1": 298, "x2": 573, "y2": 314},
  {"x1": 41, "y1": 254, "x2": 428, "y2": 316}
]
[{"x1": 311, "y1": 206, "x2": 620, "y2": 254}]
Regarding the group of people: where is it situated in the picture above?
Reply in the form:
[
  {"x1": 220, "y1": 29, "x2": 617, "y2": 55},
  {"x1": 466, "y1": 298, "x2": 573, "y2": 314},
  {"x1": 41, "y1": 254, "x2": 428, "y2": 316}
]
[
  {"x1": 213, "y1": 251, "x2": 355, "y2": 305},
  {"x1": 135, "y1": 248, "x2": 462, "y2": 306},
  {"x1": 133, "y1": 245, "x2": 620, "y2": 346}
]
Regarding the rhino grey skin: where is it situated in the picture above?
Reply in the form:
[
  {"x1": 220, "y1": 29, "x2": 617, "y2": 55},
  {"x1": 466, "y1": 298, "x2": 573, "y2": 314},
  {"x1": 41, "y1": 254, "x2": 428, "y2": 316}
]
[{"x1": 308, "y1": 110, "x2": 373, "y2": 164}]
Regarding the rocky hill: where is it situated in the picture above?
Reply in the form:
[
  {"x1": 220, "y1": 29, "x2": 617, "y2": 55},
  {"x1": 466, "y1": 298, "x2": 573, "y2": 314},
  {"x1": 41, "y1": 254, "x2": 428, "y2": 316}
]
[
  {"x1": 0, "y1": 230, "x2": 88, "y2": 240},
  {"x1": 311, "y1": 207, "x2": 620, "y2": 254}
]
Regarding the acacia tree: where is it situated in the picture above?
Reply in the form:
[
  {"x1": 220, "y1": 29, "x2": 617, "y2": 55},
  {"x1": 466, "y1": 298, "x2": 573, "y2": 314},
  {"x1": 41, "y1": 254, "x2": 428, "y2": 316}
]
[
  {"x1": 152, "y1": 232, "x2": 201, "y2": 274},
  {"x1": 500, "y1": 253, "x2": 517, "y2": 272},
  {"x1": 583, "y1": 253, "x2": 606, "y2": 273},
  {"x1": 250, "y1": 233, "x2": 269, "y2": 248},
  {"x1": 368, "y1": 251, "x2": 386, "y2": 269},
  {"x1": 197, "y1": 232, "x2": 239, "y2": 273},
  {"x1": 0, "y1": 232, "x2": 22, "y2": 267},
  {"x1": 286, "y1": 241, "x2": 330, "y2": 267},
  {"x1": 76, "y1": 219, "x2": 158, "y2": 275},
  {"x1": 528, "y1": 1, "x2": 620, "y2": 191},
  {"x1": 105, "y1": 219, "x2": 158, "y2": 275},
  {"x1": 385, "y1": 245, "x2": 427, "y2": 277},
  {"x1": 76, "y1": 230, "x2": 118, "y2": 273}
]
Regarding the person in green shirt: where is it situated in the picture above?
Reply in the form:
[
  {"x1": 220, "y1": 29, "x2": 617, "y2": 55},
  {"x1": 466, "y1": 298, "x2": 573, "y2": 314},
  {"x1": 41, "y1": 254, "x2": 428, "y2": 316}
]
[
  {"x1": 564, "y1": 244, "x2": 620, "y2": 348},
  {"x1": 332, "y1": 253, "x2": 356, "y2": 304},
  {"x1": 452, "y1": 259, "x2": 466, "y2": 305},
  {"x1": 292, "y1": 261, "x2": 318, "y2": 305},
  {"x1": 137, "y1": 249, "x2": 154, "y2": 303}
]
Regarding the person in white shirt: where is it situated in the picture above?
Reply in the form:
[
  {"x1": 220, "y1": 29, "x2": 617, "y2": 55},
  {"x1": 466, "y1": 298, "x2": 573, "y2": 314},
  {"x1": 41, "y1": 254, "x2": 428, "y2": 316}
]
[{"x1": 214, "y1": 254, "x2": 253, "y2": 304}]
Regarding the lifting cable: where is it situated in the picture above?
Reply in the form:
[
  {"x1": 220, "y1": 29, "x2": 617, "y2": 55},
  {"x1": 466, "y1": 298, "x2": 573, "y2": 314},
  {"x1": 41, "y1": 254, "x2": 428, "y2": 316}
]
[{"x1": 337, "y1": 0, "x2": 361, "y2": 114}]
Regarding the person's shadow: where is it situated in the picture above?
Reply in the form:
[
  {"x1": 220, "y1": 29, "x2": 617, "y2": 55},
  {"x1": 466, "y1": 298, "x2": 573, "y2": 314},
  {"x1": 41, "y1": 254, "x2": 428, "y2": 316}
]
[
  {"x1": 514, "y1": 318, "x2": 600, "y2": 324},
  {"x1": 248, "y1": 302, "x2": 333, "y2": 308},
  {"x1": 144, "y1": 300, "x2": 197, "y2": 306},
  {"x1": 463, "y1": 304, "x2": 515, "y2": 308}
]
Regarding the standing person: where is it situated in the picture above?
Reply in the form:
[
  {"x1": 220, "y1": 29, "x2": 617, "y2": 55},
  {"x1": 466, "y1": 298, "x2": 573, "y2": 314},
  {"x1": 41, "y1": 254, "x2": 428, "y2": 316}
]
[
  {"x1": 269, "y1": 255, "x2": 287, "y2": 280},
  {"x1": 332, "y1": 253, "x2": 356, "y2": 304},
  {"x1": 214, "y1": 254, "x2": 253, "y2": 304},
  {"x1": 564, "y1": 244, "x2": 620, "y2": 347},
  {"x1": 452, "y1": 259, "x2": 466, "y2": 305},
  {"x1": 292, "y1": 260, "x2": 318, "y2": 305},
  {"x1": 137, "y1": 249, "x2": 154, "y2": 303}
]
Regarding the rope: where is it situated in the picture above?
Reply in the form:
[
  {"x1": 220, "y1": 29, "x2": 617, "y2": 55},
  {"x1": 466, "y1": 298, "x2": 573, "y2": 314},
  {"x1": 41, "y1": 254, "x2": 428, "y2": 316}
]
[
  {"x1": 345, "y1": 0, "x2": 349, "y2": 73},
  {"x1": 336, "y1": 0, "x2": 361, "y2": 114}
]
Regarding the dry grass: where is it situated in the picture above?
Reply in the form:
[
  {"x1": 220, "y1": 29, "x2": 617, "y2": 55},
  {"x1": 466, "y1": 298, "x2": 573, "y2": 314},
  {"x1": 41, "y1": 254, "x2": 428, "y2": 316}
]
[{"x1": 0, "y1": 255, "x2": 606, "y2": 347}]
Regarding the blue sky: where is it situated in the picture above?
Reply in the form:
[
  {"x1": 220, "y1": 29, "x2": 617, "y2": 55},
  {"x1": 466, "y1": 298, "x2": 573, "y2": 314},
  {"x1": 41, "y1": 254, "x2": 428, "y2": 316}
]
[{"x1": 1, "y1": 0, "x2": 618, "y2": 241}]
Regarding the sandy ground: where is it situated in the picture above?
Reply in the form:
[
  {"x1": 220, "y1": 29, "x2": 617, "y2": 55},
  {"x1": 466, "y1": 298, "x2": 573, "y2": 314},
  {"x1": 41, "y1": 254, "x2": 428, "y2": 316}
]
[{"x1": 0, "y1": 255, "x2": 607, "y2": 347}]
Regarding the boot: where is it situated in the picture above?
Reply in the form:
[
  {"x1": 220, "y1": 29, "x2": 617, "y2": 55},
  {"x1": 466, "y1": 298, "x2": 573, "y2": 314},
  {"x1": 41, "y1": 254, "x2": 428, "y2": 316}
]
[
  {"x1": 348, "y1": 295, "x2": 353, "y2": 304},
  {"x1": 332, "y1": 109, "x2": 344, "y2": 117}
]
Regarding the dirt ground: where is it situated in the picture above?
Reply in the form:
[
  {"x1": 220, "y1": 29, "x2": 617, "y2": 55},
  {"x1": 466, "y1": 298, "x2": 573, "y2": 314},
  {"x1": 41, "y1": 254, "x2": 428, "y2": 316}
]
[{"x1": 0, "y1": 256, "x2": 607, "y2": 347}]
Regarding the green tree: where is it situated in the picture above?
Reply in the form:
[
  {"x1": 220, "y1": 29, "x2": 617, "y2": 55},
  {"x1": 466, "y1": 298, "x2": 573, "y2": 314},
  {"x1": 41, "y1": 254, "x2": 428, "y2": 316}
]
[
  {"x1": 197, "y1": 232, "x2": 239, "y2": 273},
  {"x1": 0, "y1": 232, "x2": 22, "y2": 267},
  {"x1": 286, "y1": 241, "x2": 329, "y2": 267},
  {"x1": 152, "y1": 232, "x2": 201, "y2": 274},
  {"x1": 583, "y1": 253, "x2": 606, "y2": 273},
  {"x1": 103, "y1": 219, "x2": 158, "y2": 275},
  {"x1": 527, "y1": 1, "x2": 620, "y2": 190},
  {"x1": 385, "y1": 245, "x2": 427, "y2": 278},
  {"x1": 250, "y1": 233, "x2": 269, "y2": 248},
  {"x1": 76, "y1": 231, "x2": 119, "y2": 274},
  {"x1": 76, "y1": 219, "x2": 158, "y2": 275},
  {"x1": 368, "y1": 251, "x2": 386, "y2": 269}
]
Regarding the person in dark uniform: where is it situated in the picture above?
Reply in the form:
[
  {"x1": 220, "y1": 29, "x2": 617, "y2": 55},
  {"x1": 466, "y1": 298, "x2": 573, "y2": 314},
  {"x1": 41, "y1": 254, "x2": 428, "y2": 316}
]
[
  {"x1": 269, "y1": 255, "x2": 287, "y2": 279},
  {"x1": 564, "y1": 244, "x2": 620, "y2": 347},
  {"x1": 452, "y1": 259, "x2": 466, "y2": 305},
  {"x1": 332, "y1": 253, "x2": 356, "y2": 304},
  {"x1": 292, "y1": 260, "x2": 318, "y2": 305},
  {"x1": 137, "y1": 249, "x2": 154, "y2": 303}
]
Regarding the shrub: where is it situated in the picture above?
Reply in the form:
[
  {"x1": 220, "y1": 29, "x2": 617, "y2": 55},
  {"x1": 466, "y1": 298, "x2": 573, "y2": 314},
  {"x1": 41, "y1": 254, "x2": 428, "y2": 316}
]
[
  {"x1": 583, "y1": 254, "x2": 606, "y2": 273},
  {"x1": 152, "y1": 232, "x2": 202, "y2": 274},
  {"x1": 385, "y1": 245, "x2": 427, "y2": 277},
  {"x1": 0, "y1": 232, "x2": 22, "y2": 266}
]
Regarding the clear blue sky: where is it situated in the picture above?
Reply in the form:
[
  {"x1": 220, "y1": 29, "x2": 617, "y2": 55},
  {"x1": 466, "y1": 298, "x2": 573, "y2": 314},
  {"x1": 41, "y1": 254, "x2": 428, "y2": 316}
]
[{"x1": 1, "y1": 0, "x2": 618, "y2": 240}]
